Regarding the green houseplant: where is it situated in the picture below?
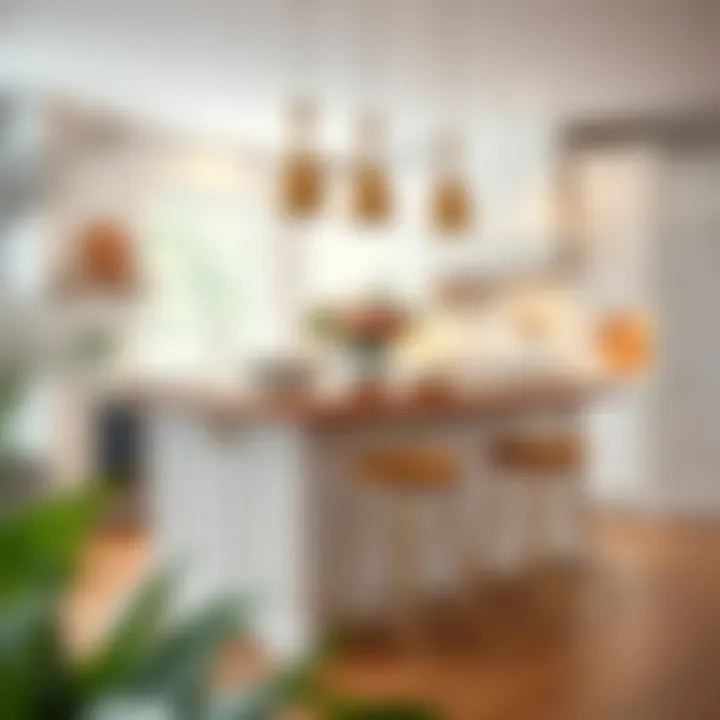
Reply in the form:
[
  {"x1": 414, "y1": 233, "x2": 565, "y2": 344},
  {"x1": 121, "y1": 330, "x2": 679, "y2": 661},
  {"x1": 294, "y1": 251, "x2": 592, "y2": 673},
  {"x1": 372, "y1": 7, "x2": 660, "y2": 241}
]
[{"x1": 0, "y1": 485, "x2": 439, "y2": 719}]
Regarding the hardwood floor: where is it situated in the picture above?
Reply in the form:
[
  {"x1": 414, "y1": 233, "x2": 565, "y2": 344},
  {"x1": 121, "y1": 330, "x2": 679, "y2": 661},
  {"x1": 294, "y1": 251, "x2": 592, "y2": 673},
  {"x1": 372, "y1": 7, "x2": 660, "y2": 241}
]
[
  {"x1": 69, "y1": 513, "x2": 720, "y2": 719},
  {"x1": 64, "y1": 527, "x2": 151, "y2": 658}
]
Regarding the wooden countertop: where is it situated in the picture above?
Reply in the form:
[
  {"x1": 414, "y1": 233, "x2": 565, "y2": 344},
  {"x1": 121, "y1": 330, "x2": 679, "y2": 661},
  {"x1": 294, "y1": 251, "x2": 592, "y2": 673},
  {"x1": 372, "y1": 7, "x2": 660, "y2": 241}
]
[{"x1": 137, "y1": 373, "x2": 615, "y2": 430}]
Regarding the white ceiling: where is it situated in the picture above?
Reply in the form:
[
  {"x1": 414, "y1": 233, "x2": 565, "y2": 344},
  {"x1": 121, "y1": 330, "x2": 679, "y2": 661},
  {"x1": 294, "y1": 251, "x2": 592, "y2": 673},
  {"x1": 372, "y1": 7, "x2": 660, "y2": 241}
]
[{"x1": 2, "y1": 0, "x2": 720, "y2": 140}]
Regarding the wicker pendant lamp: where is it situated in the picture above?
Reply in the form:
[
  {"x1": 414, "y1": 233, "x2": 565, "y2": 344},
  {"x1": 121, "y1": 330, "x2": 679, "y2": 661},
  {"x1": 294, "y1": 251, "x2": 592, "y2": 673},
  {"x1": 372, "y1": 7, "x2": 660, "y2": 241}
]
[
  {"x1": 54, "y1": 218, "x2": 137, "y2": 297},
  {"x1": 279, "y1": 99, "x2": 325, "y2": 219},
  {"x1": 81, "y1": 219, "x2": 135, "y2": 287},
  {"x1": 430, "y1": 131, "x2": 477, "y2": 235},
  {"x1": 350, "y1": 113, "x2": 392, "y2": 225}
]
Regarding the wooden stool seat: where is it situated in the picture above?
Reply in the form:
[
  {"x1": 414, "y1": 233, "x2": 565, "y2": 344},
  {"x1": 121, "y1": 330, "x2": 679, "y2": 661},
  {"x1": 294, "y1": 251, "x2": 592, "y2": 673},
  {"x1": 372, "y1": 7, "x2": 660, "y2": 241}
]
[
  {"x1": 490, "y1": 434, "x2": 584, "y2": 475},
  {"x1": 357, "y1": 446, "x2": 459, "y2": 488}
]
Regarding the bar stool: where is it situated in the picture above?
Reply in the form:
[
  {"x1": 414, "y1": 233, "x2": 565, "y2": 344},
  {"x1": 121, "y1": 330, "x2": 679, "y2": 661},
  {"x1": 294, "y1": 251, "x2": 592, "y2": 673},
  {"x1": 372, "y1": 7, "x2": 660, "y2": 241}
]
[
  {"x1": 486, "y1": 432, "x2": 588, "y2": 636},
  {"x1": 349, "y1": 445, "x2": 473, "y2": 646},
  {"x1": 489, "y1": 432, "x2": 587, "y2": 572}
]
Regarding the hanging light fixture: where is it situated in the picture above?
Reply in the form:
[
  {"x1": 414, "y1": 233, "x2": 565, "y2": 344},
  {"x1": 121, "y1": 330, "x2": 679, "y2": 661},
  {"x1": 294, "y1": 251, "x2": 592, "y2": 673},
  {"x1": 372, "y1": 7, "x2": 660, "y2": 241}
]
[
  {"x1": 83, "y1": 218, "x2": 137, "y2": 293},
  {"x1": 279, "y1": 99, "x2": 325, "y2": 219},
  {"x1": 429, "y1": 130, "x2": 477, "y2": 236},
  {"x1": 350, "y1": 112, "x2": 393, "y2": 225},
  {"x1": 54, "y1": 217, "x2": 137, "y2": 297}
]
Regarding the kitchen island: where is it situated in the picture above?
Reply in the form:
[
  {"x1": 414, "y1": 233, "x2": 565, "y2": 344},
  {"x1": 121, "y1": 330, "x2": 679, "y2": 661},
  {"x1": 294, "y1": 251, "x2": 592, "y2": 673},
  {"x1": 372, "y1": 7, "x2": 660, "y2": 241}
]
[{"x1": 141, "y1": 375, "x2": 610, "y2": 655}]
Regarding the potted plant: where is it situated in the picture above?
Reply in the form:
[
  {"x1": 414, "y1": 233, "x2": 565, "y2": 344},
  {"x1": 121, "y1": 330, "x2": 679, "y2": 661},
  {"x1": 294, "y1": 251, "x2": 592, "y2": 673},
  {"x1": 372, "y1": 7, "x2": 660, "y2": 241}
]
[
  {"x1": 306, "y1": 294, "x2": 412, "y2": 393},
  {"x1": 0, "y1": 486, "x2": 439, "y2": 719}
]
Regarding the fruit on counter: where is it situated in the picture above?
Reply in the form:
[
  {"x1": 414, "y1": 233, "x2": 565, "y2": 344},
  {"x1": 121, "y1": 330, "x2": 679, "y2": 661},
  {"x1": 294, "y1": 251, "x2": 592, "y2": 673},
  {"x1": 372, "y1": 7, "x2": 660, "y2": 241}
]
[{"x1": 596, "y1": 309, "x2": 653, "y2": 376}]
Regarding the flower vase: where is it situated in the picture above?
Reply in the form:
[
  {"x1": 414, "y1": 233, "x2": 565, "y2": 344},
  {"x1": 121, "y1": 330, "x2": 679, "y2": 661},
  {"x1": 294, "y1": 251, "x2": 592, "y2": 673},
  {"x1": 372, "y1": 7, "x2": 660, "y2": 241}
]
[{"x1": 348, "y1": 340, "x2": 387, "y2": 404}]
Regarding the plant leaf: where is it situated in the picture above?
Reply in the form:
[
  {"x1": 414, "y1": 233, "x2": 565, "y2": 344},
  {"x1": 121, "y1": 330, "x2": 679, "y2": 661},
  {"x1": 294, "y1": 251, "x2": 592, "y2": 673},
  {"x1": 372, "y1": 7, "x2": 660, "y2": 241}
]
[
  {"x1": 207, "y1": 654, "x2": 325, "y2": 720},
  {"x1": 84, "y1": 694, "x2": 175, "y2": 720},
  {"x1": 0, "y1": 484, "x2": 108, "y2": 602},
  {"x1": 0, "y1": 364, "x2": 24, "y2": 456},
  {"x1": 128, "y1": 597, "x2": 248, "y2": 719},
  {"x1": 77, "y1": 568, "x2": 177, "y2": 703},
  {"x1": 0, "y1": 593, "x2": 54, "y2": 718},
  {"x1": 0, "y1": 591, "x2": 79, "y2": 720}
]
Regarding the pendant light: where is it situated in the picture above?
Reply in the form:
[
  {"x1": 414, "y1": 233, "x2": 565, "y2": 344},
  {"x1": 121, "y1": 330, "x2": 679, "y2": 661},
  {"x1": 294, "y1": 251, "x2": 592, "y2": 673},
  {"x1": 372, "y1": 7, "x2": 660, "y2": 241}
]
[
  {"x1": 425, "y1": 0, "x2": 479, "y2": 238},
  {"x1": 350, "y1": 112, "x2": 393, "y2": 225},
  {"x1": 346, "y1": 0, "x2": 394, "y2": 227},
  {"x1": 430, "y1": 131, "x2": 477, "y2": 235},
  {"x1": 54, "y1": 217, "x2": 137, "y2": 297},
  {"x1": 279, "y1": 99, "x2": 325, "y2": 219}
]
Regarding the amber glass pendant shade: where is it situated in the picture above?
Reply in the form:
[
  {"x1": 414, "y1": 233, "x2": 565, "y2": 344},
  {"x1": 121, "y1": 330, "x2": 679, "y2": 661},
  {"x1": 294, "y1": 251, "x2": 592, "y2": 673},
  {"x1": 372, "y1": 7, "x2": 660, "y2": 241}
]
[
  {"x1": 596, "y1": 309, "x2": 653, "y2": 376},
  {"x1": 351, "y1": 113, "x2": 392, "y2": 224},
  {"x1": 76, "y1": 219, "x2": 136, "y2": 293},
  {"x1": 280, "y1": 100, "x2": 324, "y2": 219},
  {"x1": 282, "y1": 154, "x2": 323, "y2": 218},
  {"x1": 352, "y1": 163, "x2": 392, "y2": 224},
  {"x1": 432, "y1": 175, "x2": 473, "y2": 233},
  {"x1": 430, "y1": 131, "x2": 477, "y2": 235}
]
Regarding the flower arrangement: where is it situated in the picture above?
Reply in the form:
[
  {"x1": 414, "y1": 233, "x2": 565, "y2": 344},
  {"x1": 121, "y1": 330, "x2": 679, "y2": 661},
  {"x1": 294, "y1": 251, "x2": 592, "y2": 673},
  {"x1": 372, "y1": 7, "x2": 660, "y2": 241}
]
[{"x1": 306, "y1": 294, "x2": 412, "y2": 376}]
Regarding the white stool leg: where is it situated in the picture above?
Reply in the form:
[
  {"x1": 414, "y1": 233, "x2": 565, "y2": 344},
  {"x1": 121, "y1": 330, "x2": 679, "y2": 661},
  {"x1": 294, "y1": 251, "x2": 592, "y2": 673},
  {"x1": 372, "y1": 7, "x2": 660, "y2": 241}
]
[
  {"x1": 478, "y1": 477, "x2": 502, "y2": 571},
  {"x1": 564, "y1": 475, "x2": 590, "y2": 562},
  {"x1": 344, "y1": 484, "x2": 389, "y2": 622},
  {"x1": 537, "y1": 474, "x2": 589, "y2": 564},
  {"x1": 495, "y1": 476, "x2": 531, "y2": 574},
  {"x1": 438, "y1": 487, "x2": 481, "y2": 639},
  {"x1": 390, "y1": 491, "x2": 422, "y2": 646}
]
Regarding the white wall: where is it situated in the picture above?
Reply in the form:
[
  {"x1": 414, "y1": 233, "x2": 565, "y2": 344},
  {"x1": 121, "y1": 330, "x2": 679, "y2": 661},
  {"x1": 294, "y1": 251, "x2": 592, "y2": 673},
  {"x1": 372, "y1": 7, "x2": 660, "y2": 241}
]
[
  {"x1": 654, "y1": 146, "x2": 720, "y2": 513},
  {"x1": 3, "y1": 0, "x2": 720, "y2": 130},
  {"x1": 577, "y1": 140, "x2": 720, "y2": 515}
]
